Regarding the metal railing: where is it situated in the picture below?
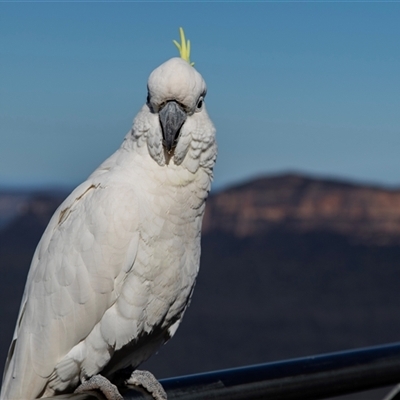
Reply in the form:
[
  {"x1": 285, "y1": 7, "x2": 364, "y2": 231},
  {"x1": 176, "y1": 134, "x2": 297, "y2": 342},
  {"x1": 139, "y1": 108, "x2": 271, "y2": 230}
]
[{"x1": 47, "y1": 342, "x2": 400, "y2": 399}]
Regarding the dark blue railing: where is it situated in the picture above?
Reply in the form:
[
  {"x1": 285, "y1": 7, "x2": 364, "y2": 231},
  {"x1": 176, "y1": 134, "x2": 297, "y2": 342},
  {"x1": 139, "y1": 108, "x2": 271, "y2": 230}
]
[{"x1": 47, "y1": 342, "x2": 400, "y2": 399}]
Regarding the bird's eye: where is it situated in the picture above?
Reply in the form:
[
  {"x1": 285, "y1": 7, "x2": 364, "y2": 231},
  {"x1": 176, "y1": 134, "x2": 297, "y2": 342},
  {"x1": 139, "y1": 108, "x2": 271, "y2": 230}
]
[{"x1": 196, "y1": 96, "x2": 204, "y2": 111}]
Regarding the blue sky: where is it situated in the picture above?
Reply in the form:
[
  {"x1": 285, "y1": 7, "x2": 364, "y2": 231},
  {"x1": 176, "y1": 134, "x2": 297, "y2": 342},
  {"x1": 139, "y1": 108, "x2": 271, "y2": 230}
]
[{"x1": 1, "y1": 2, "x2": 400, "y2": 190}]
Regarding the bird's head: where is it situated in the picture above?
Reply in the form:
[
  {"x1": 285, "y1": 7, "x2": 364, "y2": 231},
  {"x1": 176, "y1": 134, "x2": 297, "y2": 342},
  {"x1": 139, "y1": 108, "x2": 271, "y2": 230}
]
[
  {"x1": 131, "y1": 28, "x2": 216, "y2": 173},
  {"x1": 146, "y1": 57, "x2": 207, "y2": 153},
  {"x1": 135, "y1": 28, "x2": 215, "y2": 174}
]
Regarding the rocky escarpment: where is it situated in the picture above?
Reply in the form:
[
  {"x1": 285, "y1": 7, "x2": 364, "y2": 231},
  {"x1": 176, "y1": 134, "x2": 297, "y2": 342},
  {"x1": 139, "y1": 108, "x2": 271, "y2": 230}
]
[{"x1": 203, "y1": 173, "x2": 400, "y2": 245}]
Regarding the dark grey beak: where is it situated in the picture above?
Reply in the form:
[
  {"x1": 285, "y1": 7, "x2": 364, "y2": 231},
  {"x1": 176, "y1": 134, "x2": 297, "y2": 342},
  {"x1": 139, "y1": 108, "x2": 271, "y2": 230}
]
[{"x1": 159, "y1": 101, "x2": 187, "y2": 152}]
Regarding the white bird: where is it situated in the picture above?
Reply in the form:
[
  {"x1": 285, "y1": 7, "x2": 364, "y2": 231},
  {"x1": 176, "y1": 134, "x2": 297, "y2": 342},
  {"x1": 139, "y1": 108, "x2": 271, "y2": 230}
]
[{"x1": 1, "y1": 28, "x2": 217, "y2": 400}]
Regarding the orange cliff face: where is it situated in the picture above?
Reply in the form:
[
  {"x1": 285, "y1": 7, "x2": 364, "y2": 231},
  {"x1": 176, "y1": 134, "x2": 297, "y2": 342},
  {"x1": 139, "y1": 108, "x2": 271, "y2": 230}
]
[{"x1": 202, "y1": 174, "x2": 400, "y2": 246}]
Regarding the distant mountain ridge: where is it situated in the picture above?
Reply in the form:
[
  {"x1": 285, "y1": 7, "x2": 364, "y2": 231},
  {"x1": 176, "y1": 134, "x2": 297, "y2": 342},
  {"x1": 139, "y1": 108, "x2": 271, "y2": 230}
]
[
  {"x1": 0, "y1": 189, "x2": 68, "y2": 233},
  {"x1": 0, "y1": 191, "x2": 68, "y2": 255},
  {"x1": 203, "y1": 173, "x2": 400, "y2": 245}
]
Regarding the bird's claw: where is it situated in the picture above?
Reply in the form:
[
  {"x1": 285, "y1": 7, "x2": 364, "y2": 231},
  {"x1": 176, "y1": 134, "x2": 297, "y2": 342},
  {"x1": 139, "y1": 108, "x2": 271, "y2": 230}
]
[
  {"x1": 75, "y1": 374, "x2": 123, "y2": 400},
  {"x1": 126, "y1": 370, "x2": 167, "y2": 400}
]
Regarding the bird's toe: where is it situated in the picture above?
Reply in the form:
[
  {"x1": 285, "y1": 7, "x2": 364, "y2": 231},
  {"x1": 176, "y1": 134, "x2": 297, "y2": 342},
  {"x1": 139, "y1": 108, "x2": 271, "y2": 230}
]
[
  {"x1": 75, "y1": 374, "x2": 123, "y2": 400},
  {"x1": 126, "y1": 370, "x2": 167, "y2": 400}
]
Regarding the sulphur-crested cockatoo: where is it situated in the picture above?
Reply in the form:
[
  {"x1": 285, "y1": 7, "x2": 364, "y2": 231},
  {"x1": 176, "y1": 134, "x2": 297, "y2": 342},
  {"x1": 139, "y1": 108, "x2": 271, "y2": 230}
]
[{"x1": 1, "y1": 28, "x2": 217, "y2": 400}]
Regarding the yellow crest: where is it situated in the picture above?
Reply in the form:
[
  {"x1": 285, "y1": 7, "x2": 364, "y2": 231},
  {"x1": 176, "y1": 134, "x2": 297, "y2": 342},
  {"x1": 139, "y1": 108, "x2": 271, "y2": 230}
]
[{"x1": 173, "y1": 27, "x2": 195, "y2": 67}]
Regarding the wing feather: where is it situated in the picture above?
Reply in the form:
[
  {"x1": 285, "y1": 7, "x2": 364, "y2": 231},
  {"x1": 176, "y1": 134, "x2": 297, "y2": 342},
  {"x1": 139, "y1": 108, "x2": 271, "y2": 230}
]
[{"x1": 2, "y1": 179, "x2": 140, "y2": 399}]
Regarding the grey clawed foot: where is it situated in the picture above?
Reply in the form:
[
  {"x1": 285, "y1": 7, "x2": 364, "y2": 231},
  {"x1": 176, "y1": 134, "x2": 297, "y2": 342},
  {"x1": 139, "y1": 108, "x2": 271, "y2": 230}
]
[
  {"x1": 126, "y1": 369, "x2": 167, "y2": 400},
  {"x1": 75, "y1": 374, "x2": 124, "y2": 400}
]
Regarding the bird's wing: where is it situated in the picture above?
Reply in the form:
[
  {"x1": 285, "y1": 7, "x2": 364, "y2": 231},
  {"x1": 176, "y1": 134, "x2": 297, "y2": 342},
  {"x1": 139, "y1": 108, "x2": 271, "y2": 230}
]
[{"x1": 2, "y1": 178, "x2": 140, "y2": 399}]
